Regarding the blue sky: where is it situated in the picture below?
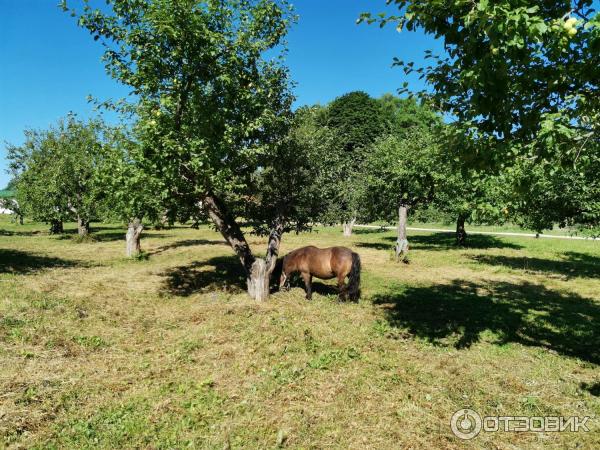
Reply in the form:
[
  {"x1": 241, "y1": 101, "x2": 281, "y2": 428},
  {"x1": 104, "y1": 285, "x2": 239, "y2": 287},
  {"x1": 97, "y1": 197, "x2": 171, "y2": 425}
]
[{"x1": 0, "y1": 0, "x2": 440, "y2": 189}]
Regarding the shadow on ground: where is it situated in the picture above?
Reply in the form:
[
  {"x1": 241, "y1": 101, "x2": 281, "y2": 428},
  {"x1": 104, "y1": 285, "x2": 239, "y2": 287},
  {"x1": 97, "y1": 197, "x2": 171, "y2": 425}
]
[
  {"x1": 353, "y1": 227, "x2": 389, "y2": 235},
  {"x1": 0, "y1": 229, "x2": 44, "y2": 237},
  {"x1": 0, "y1": 249, "x2": 80, "y2": 274},
  {"x1": 162, "y1": 255, "x2": 247, "y2": 296},
  {"x1": 581, "y1": 381, "x2": 600, "y2": 396},
  {"x1": 372, "y1": 279, "x2": 600, "y2": 364},
  {"x1": 357, "y1": 232, "x2": 523, "y2": 251},
  {"x1": 281, "y1": 271, "x2": 340, "y2": 297},
  {"x1": 95, "y1": 231, "x2": 171, "y2": 243},
  {"x1": 162, "y1": 255, "x2": 338, "y2": 298},
  {"x1": 151, "y1": 239, "x2": 227, "y2": 256},
  {"x1": 473, "y1": 251, "x2": 600, "y2": 279}
]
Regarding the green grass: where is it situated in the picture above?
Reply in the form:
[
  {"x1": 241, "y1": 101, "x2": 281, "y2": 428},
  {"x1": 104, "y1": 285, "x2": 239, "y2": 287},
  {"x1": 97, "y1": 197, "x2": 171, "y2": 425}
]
[{"x1": 1, "y1": 216, "x2": 599, "y2": 448}]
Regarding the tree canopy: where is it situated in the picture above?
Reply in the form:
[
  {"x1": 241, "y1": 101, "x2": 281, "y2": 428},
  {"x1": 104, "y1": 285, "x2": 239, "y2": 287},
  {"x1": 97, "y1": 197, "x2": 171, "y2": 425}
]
[
  {"x1": 325, "y1": 91, "x2": 388, "y2": 152},
  {"x1": 315, "y1": 91, "x2": 390, "y2": 233},
  {"x1": 7, "y1": 116, "x2": 103, "y2": 234},
  {"x1": 362, "y1": 0, "x2": 600, "y2": 234},
  {"x1": 65, "y1": 0, "x2": 319, "y2": 299}
]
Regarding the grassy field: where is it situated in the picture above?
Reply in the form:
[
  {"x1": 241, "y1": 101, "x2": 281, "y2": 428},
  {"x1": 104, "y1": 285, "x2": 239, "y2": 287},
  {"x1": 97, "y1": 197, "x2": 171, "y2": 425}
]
[{"x1": 1, "y1": 216, "x2": 599, "y2": 449}]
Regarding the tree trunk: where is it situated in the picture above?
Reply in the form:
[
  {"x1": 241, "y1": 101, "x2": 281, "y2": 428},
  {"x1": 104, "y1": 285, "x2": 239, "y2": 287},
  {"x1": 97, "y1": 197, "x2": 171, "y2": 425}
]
[
  {"x1": 49, "y1": 220, "x2": 63, "y2": 234},
  {"x1": 342, "y1": 218, "x2": 356, "y2": 237},
  {"x1": 395, "y1": 204, "x2": 409, "y2": 262},
  {"x1": 77, "y1": 216, "x2": 90, "y2": 236},
  {"x1": 247, "y1": 226, "x2": 283, "y2": 301},
  {"x1": 203, "y1": 194, "x2": 255, "y2": 272},
  {"x1": 125, "y1": 218, "x2": 144, "y2": 257},
  {"x1": 456, "y1": 215, "x2": 467, "y2": 246},
  {"x1": 203, "y1": 193, "x2": 283, "y2": 301}
]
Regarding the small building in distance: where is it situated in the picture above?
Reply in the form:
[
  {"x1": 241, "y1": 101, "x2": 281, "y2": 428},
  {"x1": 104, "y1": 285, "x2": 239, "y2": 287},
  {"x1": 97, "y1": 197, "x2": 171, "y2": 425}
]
[{"x1": 0, "y1": 189, "x2": 16, "y2": 214}]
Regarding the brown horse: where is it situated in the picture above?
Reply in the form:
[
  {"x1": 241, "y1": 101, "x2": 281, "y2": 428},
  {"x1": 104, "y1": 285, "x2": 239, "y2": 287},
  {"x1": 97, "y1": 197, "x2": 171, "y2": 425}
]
[{"x1": 279, "y1": 246, "x2": 361, "y2": 301}]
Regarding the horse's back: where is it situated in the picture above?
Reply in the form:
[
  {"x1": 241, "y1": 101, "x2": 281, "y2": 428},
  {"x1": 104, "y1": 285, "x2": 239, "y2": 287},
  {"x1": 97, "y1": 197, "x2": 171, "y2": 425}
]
[
  {"x1": 329, "y1": 246, "x2": 354, "y2": 275},
  {"x1": 330, "y1": 246, "x2": 353, "y2": 258},
  {"x1": 287, "y1": 245, "x2": 353, "y2": 279}
]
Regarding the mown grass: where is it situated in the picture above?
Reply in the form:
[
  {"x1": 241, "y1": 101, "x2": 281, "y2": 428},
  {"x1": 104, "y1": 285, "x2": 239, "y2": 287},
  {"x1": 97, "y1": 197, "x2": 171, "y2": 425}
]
[{"x1": 0, "y1": 216, "x2": 599, "y2": 449}]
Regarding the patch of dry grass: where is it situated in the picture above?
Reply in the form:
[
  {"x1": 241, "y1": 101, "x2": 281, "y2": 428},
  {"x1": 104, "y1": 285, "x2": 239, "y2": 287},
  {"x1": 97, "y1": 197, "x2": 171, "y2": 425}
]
[{"x1": 1, "y1": 218, "x2": 599, "y2": 449}]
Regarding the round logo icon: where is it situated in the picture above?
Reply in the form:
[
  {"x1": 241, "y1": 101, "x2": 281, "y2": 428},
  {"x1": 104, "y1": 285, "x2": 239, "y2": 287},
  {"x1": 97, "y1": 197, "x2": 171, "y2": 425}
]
[{"x1": 451, "y1": 409, "x2": 482, "y2": 440}]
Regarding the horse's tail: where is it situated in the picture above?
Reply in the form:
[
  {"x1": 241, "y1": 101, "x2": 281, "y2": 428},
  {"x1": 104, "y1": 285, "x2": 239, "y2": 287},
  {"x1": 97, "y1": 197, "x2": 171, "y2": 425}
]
[{"x1": 347, "y1": 252, "x2": 361, "y2": 301}]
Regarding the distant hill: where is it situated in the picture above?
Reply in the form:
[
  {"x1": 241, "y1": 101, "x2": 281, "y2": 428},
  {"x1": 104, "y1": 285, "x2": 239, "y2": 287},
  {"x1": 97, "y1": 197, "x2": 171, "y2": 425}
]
[{"x1": 0, "y1": 189, "x2": 15, "y2": 199}]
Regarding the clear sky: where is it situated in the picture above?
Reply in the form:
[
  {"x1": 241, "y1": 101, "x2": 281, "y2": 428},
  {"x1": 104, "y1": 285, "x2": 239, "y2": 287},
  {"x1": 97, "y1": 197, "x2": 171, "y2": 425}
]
[{"x1": 0, "y1": 0, "x2": 440, "y2": 189}]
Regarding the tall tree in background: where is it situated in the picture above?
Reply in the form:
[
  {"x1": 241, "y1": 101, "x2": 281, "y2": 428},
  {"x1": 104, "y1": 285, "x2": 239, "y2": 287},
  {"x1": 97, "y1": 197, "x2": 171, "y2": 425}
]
[
  {"x1": 379, "y1": 94, "x2": 439, "y2": 137},
  {"x1": 95, "y1": 127, "x2": 163, "y2": 257},
  {"x1": 66, "y1": 0, "x2": 320, "y2": 300},
  {"x1": 362, "y1": 1, "x2": 600, "y2": 234},
  {"x1": 7, "y1": 117, "x2": 102, "y2": 235},
  {"x1": 361, "y1": 130, "x2": 439, "y2": 261},
  {"x1": 323, "y1": 91, "x2": 389, "y2": 236},
  {"x1": 433, "y1": 168, "x2": 509, "y2": 246},
  {"x1": 358, "y1": 97, "x2": 442, "y2": 258}
]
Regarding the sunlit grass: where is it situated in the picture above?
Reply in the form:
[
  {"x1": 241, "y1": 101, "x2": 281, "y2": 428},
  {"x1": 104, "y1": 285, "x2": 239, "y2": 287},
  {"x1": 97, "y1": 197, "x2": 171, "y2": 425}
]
[{"x1": 1, "y1": 216, "x2": 599, "y2": 448}]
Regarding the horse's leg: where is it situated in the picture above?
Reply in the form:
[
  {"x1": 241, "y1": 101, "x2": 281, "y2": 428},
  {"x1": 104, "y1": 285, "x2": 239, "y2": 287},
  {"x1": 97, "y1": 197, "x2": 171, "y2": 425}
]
[
  {"x1": 301, "y1": 272, "x2": 312, "y2": 300},
  {"x1": 280, "y1": 271, "x2": 291, "y2": 291},
  {"x1": 337, "y1": 272, "x2": 347, "y2": 302}
]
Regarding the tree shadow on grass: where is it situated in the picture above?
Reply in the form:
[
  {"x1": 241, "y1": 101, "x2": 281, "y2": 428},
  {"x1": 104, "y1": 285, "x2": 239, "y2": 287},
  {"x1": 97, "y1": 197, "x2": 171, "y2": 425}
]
[
  {"x1": 357, "y1": 232, "x2": 523, "y2": 252},
  {"x1": 0, "y1": 229, "x2": 44, "y2": 237},
  {"x1": 472, "y1": 252, "x2": 600, "y2": 279},
  {"x1": 162, "y1": 255, "x2": 247, "y2": 296},
  {"x1": 94, "y1": 231, "x2": 170, "y2": 243},
  {"x1": 353, "y1": 227, "x2": 389, "y2": 235},
  {"x1": 90, "y1": 231, "x2": 129, "y2": 242},
  {"x1": 280, "y1": 271, "x2": 339, "y2": 297},
  {"x1": 581, "y1": 381, "x2": 600, "y2": 396},
  {"x1": 150, "y1": 239, "x2": 227, "y2": 256},
  {"x1": 0, "y1": 249, "x2": 80, "y2": 274},
  {"x1": 372, "y1": 279, "x2": 600, "y2": 364},
  {"x1": 162, "y1": 255, "x2": 336, "y2": 298},
  {"x1": 356, "y1": 241, "x2": 394, "y2": 251},
  {"x1": 407, "y1": 233, "x2": 523, "y2": 250}
]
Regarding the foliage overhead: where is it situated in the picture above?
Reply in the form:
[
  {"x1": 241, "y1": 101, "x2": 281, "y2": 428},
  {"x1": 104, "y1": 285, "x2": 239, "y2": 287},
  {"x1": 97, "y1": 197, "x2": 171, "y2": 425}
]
[
  {"x1": 63, "y1": 0, "x2": 303, "y2": 234},
  {"x1": 361, "y1": 1, "x2": 599, "y2": 145},
  {"x1": 243, "y1": 106, "x2": 333, "y2": 235},
  {"x1": 361, "y1": 0, "x2": 600, "y2": 233}
]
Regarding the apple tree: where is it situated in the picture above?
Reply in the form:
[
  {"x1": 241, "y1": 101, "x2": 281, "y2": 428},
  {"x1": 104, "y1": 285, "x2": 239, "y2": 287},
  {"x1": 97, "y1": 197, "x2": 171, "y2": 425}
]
[
  {"x1": 362, "y1": 1, "x2": 600, "y2": 231},
  {"x1": 361, "y1": 129, "x2": 440, "y2": 261},
  {"x1": 7, "y1": 116, "x2": 103, "y2": 235},
  {"x1": 65, "y1": 0, "x2": 320, "y2": 299}
]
